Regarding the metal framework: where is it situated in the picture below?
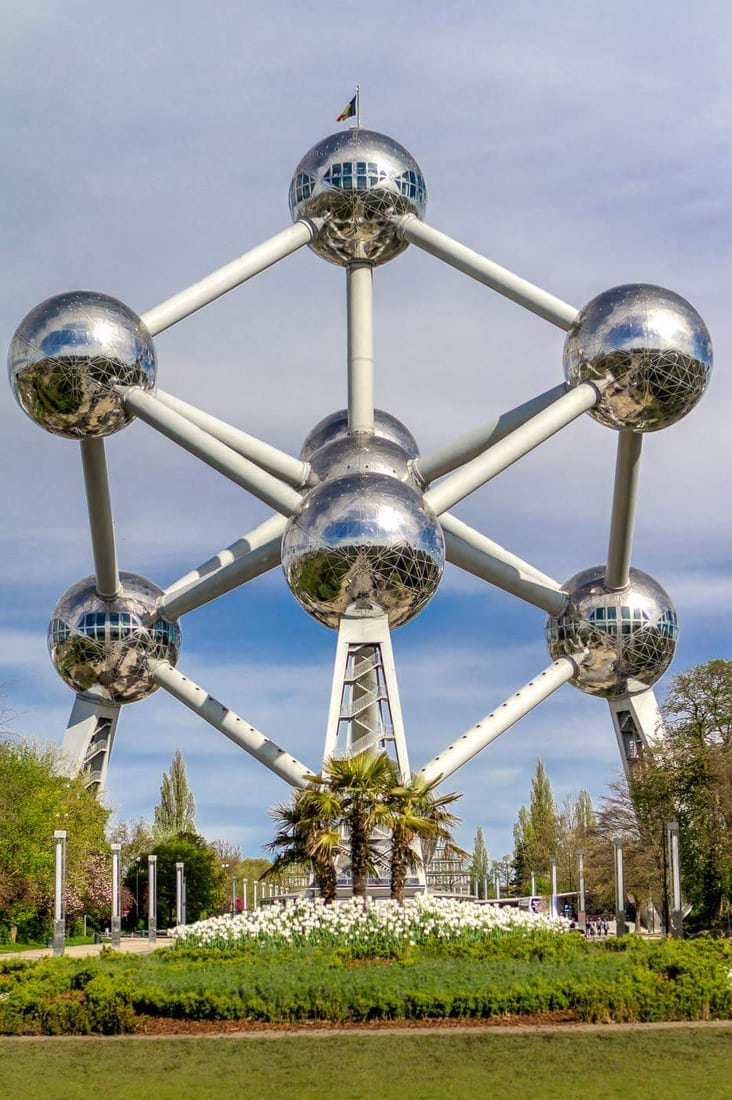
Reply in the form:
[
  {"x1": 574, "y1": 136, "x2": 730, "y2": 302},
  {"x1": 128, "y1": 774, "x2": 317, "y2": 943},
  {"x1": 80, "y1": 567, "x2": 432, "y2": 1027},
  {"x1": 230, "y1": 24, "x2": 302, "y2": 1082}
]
[{"x1": 8, "y1": 122, "x2": 713, "y2": 884}]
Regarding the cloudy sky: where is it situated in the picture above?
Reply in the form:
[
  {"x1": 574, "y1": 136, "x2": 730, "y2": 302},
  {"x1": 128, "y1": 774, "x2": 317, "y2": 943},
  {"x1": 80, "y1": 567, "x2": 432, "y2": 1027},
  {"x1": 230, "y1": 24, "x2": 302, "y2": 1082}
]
[{"x1": 1, "y1": 1, "x2": 730, "y2": 865}]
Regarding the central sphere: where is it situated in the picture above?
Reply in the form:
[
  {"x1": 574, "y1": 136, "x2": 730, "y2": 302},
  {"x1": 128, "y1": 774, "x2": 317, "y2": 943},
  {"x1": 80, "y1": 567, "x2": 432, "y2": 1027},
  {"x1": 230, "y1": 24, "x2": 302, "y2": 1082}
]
[
  {"x1": 282, "y1": 473, "x2": 444, "y2": 629},
  {"x1": 289, "y1": 129, "x2": 427, "y2": 266},
  {"x1": 545, "y1": 565, "x2": 678, "y2": 698},
  {"x1": 48, "y1": 572, "x2": 181, "y2": 704},
  {"x1": 8, "y1": 291, "x2": 156, "y2": 439}
]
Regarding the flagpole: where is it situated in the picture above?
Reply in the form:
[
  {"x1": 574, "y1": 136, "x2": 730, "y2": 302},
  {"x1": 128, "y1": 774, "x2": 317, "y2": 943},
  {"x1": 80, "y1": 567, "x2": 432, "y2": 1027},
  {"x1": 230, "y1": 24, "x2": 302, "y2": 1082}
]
[{"x1": 356, "y1": 85, "x2": 361, "y2": 129}]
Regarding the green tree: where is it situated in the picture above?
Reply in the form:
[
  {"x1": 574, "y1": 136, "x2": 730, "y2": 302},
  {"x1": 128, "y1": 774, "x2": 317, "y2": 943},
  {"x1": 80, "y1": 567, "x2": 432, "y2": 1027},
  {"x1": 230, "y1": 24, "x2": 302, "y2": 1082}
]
[
  {"x1": 153, "y1": 749, "x2": 196, "y2": 837},
  {"x1": 137, "y1": 832, "x2": 223, "y2": 927},
  {"x1": 0, "y1": 737, "x2": 109, "y2": 941},
  {"x1": 266, "y1": 787, "x2": 342, "y2": 904},
  {"x1": 470, "y1": 825, "x2": 489, "y2": 898},
  {"x1": 512, "y1": 759, "x2": 559, "y2": 894}
]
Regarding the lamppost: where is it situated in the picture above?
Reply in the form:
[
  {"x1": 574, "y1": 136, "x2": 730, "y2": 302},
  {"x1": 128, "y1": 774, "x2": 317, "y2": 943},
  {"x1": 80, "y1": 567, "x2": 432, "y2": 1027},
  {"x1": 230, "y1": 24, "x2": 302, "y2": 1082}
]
[
  {"x1": 53, "y1": 830, "x2": 67, "y2": 957},
  {"x1": 221, "y1": 862, "x2": 230, "y2": 913},
  {"x1": 110, "y1": 843, "x2": 121, "y2": 948},
  {"x1": 135, "y1": 856, "x2": 141, "y2": 929},
  {"x1": 577, "y1": 849, "x2": 586, "y2": 929}
]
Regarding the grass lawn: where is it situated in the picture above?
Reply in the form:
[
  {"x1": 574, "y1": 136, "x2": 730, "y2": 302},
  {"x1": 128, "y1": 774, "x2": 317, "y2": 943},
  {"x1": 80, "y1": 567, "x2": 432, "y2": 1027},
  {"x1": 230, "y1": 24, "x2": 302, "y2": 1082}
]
[{"x1": 1, "y1": 1026, "x2": 730, "y2": 1099}]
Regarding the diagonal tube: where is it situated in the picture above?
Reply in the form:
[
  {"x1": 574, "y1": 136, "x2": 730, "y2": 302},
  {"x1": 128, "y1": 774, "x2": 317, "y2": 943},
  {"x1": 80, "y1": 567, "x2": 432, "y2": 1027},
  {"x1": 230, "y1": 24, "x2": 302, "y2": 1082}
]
[
  {"x1": 394, "y1": 215, "x2": 579, "y2": 329},
  {"x1": 441, "y1": 513, "x2": 567, "y2": 616},
  {"x1": 160, "y1": 515, "x2": 286, "y2": 619},
  {"x1": 416, "y1": 383, "x2": 568, "y2": 485},
  {"x1": 155, "y1": 389, "x2": 311, "y2": 488},
  {"x1": 80, "y1": 438, "x2": 121, "y2": 598},
  {"x1": 141, "y1": 220, "x2": 322, "y2": 336},
  {"x1": 150, "y1": 660, "x2": 312, "y2": 788},
  {"x1": 416, "y1": 658, "x2": 577, "y2": 787},
  {"x1": 605, "y1": 430, "x2": 643, "y2": 591},
  {"x1": 120, "y1": 387, "x2": 302, "y2": 517},
  {"x1": 424, "y1": 382, "x2": 601, "y2": 516}
]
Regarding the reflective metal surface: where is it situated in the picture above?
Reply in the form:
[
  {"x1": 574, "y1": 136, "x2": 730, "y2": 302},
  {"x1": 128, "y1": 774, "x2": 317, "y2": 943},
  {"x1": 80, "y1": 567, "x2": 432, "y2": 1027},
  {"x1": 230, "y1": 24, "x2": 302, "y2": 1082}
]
[
  {"x1": 282, "y1": 473, "x2": 444, "y2": 629},
  {"x1": 309, "y1": 435, "x2": 417, "y2": 482},
  {"x1": 564, "y1": 284, "x2": 712, "y2": 432},
  {"x1": 300, "y1": 408, "x2": 420, "y2": 463},
  {"x1": 289, "y1": 129, "x2": 427, "y2": 266},
  {"x1": 48, "y1": 572, "x2": 181, "y2": 703},
  {"x1": 545, "y1": 565, "x2": 678, "y2": 698},
  {"x1": 9, "y1": 291, "x2": 156, "y2": 439}
]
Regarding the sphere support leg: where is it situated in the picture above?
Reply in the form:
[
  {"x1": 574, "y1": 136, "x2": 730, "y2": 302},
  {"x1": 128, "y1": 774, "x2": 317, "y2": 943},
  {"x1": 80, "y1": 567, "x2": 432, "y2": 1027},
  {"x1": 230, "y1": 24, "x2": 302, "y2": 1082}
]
[
  {"x1": 80, "y1": 438, "x2": 121, "y2": 599},
  {"x1": 59, "y1": 694, "x2": 121, "y2": 796},
  {"x1": 605, "y1": 430, "x2": 643, "y2": 591},
  {"x1": 607, "y1": 689, "x2": 666, "y2": 782}
]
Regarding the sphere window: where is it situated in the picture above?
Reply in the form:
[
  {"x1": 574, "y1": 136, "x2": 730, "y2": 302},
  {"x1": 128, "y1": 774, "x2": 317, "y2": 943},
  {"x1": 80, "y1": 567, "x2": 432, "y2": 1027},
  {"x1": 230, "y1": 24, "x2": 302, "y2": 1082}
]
[{"x1": 289, "y1": 173, "x2": 314, "y2": 207}]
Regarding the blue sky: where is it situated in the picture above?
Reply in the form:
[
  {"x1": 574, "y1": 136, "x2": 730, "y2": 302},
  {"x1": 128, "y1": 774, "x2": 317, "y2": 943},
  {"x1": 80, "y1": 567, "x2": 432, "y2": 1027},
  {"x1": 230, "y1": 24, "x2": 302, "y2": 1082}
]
[{"x1": 1, "y1": 1, "x2": 730, "y2": 863}]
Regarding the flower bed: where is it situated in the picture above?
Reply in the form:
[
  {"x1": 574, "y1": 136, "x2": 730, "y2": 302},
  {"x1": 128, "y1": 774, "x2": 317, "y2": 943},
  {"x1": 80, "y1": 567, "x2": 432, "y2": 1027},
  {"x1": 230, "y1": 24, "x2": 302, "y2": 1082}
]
[{"x1": 170, "y1": 896, "x2": 569, "y2": 953}]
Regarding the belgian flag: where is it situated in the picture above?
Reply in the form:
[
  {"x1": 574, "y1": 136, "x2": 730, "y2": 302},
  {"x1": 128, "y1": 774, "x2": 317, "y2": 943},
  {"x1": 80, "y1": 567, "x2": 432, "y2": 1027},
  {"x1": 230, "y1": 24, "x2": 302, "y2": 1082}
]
[{"x1": 337, "y1": 94, "x2": 357, "y2": 122}]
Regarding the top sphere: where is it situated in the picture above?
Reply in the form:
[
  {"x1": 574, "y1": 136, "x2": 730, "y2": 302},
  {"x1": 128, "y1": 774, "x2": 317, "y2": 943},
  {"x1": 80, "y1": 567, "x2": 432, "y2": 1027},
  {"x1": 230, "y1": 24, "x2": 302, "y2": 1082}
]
[
  {"x1": 564, "y1": 283, "x2": 712, "y2": 432},
  {"x1": 289, "y1": 129, "x2": 427, "y2": 266},
  {"x1": 8, "y1": 291, "x2": 156, "y2": 439}
]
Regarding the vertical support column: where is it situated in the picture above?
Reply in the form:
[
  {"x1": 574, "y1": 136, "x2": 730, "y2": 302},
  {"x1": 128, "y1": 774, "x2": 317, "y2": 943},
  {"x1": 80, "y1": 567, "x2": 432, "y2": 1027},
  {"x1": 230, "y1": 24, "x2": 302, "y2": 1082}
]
[
  {"x1": 53, "y1": 830, "x2": 67, "y2": 957},
  {"x1": 253, "y1": 881, "x2": 258, "y2": 909},
  {"x1": 175, "y1": 862, "x2": 185, "y2": 927},
  {"x1": 110, "y1": 843, "x2": 121, "y2": 948},
  {"x1": 80, "y1": 437, "x2": 121, "y2": 599},
  {"x1": 231, "y1": 876, "x2": 237, "y2": 915},
  {"x1": 530, "y1": 871, "x2": 536, "y2": 898},
  {"x1": 667, "y1": 820, "x2": 683, "y2": 938},
  {"x1": 494, "y1": 873, "x2": 501, "y2": 901},
  {"x1": 613, "y1": 838, "x2": 626, "y2": 936},
  {"x1": 605, "y1": 430, "x2": 643, "y2": 591},
  {"x1": 243, "y1": 879, "x2": 248, "y2": 911},
  {"x1": 550, "y1": 859, "x2": 558, "y2": 919},
  {"x1": 346, "y1": 263, "x2": 374, "y2": 434},
  {"x1": 577, "y1": 849, "x2": 586, "y2": 930},
  {"x1": 148, "y1": 855, "x2": 157, "y2": 945}
]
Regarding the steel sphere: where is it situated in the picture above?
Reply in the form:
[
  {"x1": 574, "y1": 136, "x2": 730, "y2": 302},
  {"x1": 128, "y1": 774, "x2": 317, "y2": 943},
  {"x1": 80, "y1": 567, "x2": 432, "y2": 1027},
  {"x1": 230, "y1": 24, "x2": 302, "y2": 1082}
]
[
  {"x1": 289, "y1": 129, "x2": 427, "y2": 266},
  {"x1": 48, "y1": 572, "x2": 181, "y2": 703},
  {"x1": 282, "y1": 473, "x2": 444, "y2": 629},
  {"x1": 8, "y1": 291, "x2": 156, "y2": 439},
  {"x1": 300, "y1": 408, "x2": 420, "y2": 463},
  {"x1": 564, "y1": 283, "x2": 712, "y2": 432},
  {"x1": 545, "y1": 565, "x2": 678, "y2": 698},
  {"x1": 308, "y1": 435, "x2": 418, "y2": 484}
]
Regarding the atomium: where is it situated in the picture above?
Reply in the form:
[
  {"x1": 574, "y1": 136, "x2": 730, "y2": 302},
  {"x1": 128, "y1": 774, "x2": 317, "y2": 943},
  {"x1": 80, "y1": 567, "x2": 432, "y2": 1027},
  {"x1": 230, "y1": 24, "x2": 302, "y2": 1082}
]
[
  {"x1": 7, "y1": 118, "x2": 715, "y2": 849},
  {"x1": 289, "y1": 128, "x2": 427, "y2": 266},
  {"x1": 564, "y1": 283, "x2": 712, "y2": 432},
  {"x1": 545, "y1": 565, "x2": 678, "y2": 698},
  {"x1": 8, "y1": 291, "x2": 156, "y2": 439},
  {"x1": 48, "y1": 573, "x2": 181, "y2": 703}
]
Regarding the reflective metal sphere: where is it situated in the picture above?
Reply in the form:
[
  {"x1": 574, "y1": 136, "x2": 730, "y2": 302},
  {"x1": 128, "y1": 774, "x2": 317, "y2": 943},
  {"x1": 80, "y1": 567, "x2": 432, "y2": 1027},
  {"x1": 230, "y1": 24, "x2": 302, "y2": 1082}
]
[
  {"x1": 48, "y1": 572, "x2": 181, "y2": 703},
  {"x1": 545, "y1": 565, "x2": 678, "y2": 698},
  {"x1": 282, "y1": 473, "x2": 444, "y2": 629},
  {"x1": 309, "y1": 435, "x2": 417, "y2": 483},
  {"x1": 289, "y1": 129, "x2": 427, "y2": 266},
  {"x1": 9, "y1": 291, "x2": 156, "y2": 439},
  {"x1": 300, "y1": 408, "x2": 420, "y2": 463},
  {"x1": 564, "y1": 284, "x2": 712, "y2": 432}
]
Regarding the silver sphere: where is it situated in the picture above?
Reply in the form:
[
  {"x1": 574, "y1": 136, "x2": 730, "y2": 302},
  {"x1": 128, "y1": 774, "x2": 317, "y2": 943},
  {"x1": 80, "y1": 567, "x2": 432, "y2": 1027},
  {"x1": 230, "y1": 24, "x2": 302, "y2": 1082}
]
[
  {"x1": 8, "y1": 291, "x2": 156, "y2": 439},
  {"x1": 282, "y1": 473, "x2": 444, "y2": 629},
  {"x1": 545, "y1": 565, "x2": 678, "y2": 698},
  {"x1": 48, "y1": 572, "x2": 181, "y2": 703},
  {"x1": 564, "y1": 284, "x2": 712, "y2": 432},
  {"x1": 289, "y1": 129, "x2": 427, "y2": 266},
  {"x1": 300, "y1": 408, "x2": 420, "y2": 463},
  {"x1": 309, "y1": 434, "x2": 418, "y2": 484}
]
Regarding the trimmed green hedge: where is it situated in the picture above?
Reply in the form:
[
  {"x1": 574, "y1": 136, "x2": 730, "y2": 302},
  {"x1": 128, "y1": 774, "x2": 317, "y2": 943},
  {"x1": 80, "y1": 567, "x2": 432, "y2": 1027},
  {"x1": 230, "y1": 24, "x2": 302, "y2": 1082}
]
[{"x1": 1, "y1": 937, "x2": 729, "y2": 1034}]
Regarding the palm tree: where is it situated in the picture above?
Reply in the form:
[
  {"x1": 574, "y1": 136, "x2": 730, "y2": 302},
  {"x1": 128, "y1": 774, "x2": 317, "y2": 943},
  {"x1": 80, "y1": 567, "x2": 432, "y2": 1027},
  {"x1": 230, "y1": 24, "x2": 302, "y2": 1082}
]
[
  {"x1": 318, "y1": 749, "x2": 394, "y2": 898},
  {"x1": 385, "y1": 774, "x2": 464, "y2": 903},
  {"x1": 266, "y1": 786, "x2": 342, "y2": 904}
]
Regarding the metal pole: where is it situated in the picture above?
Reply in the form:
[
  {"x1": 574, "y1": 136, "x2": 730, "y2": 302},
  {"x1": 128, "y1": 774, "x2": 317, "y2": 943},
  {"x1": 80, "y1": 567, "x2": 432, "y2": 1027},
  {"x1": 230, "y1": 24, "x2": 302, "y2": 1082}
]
[
  {"x1": 550, "y1": 859, "x2": 558, "y2": 919},
  {"x1": 667, "y1": 820, "x2": 683, "y2": 938},
  {"x1": 149, "y1": 660, "x2": 312, "y2": 787},
  {"x1": 424, "y1": 383, "x2": 601, "y2": 516},
  {"x1": 175, "y1": 862, "x2": 184, "y2": 927},
  {"x1": 394, "y1": 215, "x2": 579, "y2": 329},
  {"x1": 605, "y1": 430, "x2": 643, "y2": 591},
  {"x1": 231, "y1": 876, "x2": 237, "y2": 914},
  {"x1": 253, "y1": 881, "x2": 258, "y2": 909},
  {"x1": 347, "y1": 263, "x2": 374, "y2": 434},
  {"x1": 416, "y1": 658, "x2": 577, "y2": 786},
  {"x1": 494, "y1": 873, "x2": 501, "y2": 901},
  {"x1": 110, "y1": 842, "x2": 121, "y2": 948},
  {"x1": 154, "y1": 390, "x2": 310, "y2": 488},
  {"x1": 119, "y1": 387, "x2": 303, "y2": 517},
  {"x1": 578, "y1": 849, "x2": 586, "y2": 929},
  {"x1": 148, "y1": 855, "x2": 157, "y2": 945},
  {"x1": 442, "y1": 514, "x2": 567, "y2": 616},
  {"x1": 53, "y1": 830, "x2": 67, "y2": 957},
  {"x1": 613, "y1": 839, "x2": 626, "y2": 936},
  {"x1": 160, "y1": 515, "x2": 286, "y2": 619},
  {"x1": 80, "y1": 438, "x2": 121, "y2": 598},
  {"x1": 483, "y1": 875, "x2": 489, "y2": 901},
  {"x1": 243, "y1": 878, "x2": 248, "y2": 911},
  {"x1": 416, "y1": 383, "x2": 569, "y2": 484},
  {"x1": 530, "y1": 871, "x2": 536, "y2": 898},
  {"x1": 141, "y1": 220, "x2": 321, "y2": 336}
]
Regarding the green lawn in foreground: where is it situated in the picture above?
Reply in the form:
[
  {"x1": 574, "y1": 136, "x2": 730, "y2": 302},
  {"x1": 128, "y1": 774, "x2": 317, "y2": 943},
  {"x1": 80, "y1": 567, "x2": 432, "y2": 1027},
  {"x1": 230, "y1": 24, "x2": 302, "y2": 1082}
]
[{"x1": 1, "y1": 1027, "x2": 731, "y2": 1100}]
